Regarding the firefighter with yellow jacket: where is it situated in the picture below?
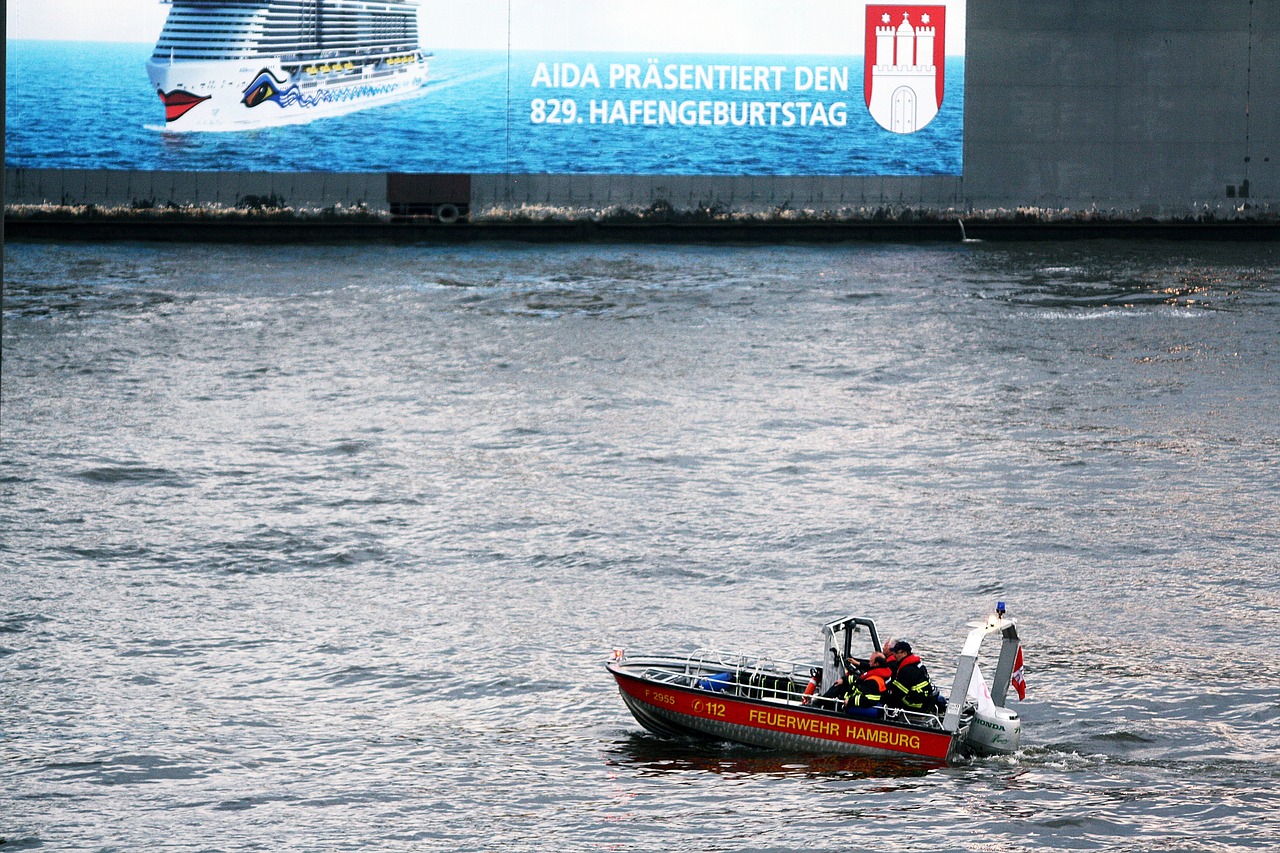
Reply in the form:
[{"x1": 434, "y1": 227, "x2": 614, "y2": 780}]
[{"x1": 885, "y1": 640, "x2": 943, "y2": 714}]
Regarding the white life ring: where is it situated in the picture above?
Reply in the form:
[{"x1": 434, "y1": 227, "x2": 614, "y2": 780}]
[{"x1": 436, "y1": 203, "x2": 460, "y2": 224}]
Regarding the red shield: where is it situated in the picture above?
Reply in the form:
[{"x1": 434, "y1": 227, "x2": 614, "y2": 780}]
[{"x1": 864, "y1": 4, "x2": 947, "y2": 128}]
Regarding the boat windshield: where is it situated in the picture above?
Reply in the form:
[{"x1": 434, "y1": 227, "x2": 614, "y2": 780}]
[{"x1": 819, "y1": 616, "x2": 882, "y2": 694}]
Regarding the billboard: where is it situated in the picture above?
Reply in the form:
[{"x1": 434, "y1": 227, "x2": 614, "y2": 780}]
[{"x1": 5, "y1": 1, "x2": 966, "y2": 176}]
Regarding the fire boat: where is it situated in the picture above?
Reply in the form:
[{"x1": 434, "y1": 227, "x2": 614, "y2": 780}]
[{"x1": 606, "y1": 604, "x2": 1023, "y2": 764}]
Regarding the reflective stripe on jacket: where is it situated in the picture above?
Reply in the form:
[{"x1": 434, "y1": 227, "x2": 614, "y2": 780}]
[
  {"x1": 847, "y1": 666, "x2": 892, "y2": 709},
  {"x1": 888, "y1": 654, "x2": 933, "y2": 710}
]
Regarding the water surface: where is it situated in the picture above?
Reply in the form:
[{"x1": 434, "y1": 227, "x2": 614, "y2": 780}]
[{"x1": 2, "y1": 239, "x2": 1278, "y2": 850}]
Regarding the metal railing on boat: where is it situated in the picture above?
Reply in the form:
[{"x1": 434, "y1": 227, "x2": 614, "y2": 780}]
[{"x1": 629, "y1": 649, "x2": 948, "y2": 731}]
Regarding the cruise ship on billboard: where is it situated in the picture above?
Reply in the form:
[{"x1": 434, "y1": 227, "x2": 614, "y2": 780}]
[{"x1": 146, "y1": 0, "x2": 429, "y2": 131}]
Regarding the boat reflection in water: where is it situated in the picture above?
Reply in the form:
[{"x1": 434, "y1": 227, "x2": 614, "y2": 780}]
[{"x1": 604, "y1": 732, "x2": 937, "y2": 781}]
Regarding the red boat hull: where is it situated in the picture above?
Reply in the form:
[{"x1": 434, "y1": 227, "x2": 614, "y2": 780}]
[{"x1": 608, "y1": 663, "x2": 955, "y2": 763}]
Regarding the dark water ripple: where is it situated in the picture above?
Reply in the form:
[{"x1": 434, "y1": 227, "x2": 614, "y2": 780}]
[{"x1": 2, "y1": 239, "x2": 1279, "y2": 851}]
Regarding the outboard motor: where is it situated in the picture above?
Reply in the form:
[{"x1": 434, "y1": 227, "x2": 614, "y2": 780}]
[
  {"x1": 966, "y1": 706, "x2": 1022, "y2": 755},
  {"x1": 944, "y1": 603, "x2": 1025, "y2": 756}
]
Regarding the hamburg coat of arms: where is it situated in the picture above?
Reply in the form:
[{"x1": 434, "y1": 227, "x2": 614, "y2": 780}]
[{"x1": 864, "y1": 4, "x2": 947, "y2": 133}]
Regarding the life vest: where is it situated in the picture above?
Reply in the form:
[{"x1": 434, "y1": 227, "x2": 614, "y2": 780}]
[
  {"x1": 888, "y1": 654, "x2": 934, "y2": 711},
  {"x1": 847, "y1": 666, "x2": 892, "y2": 709}
]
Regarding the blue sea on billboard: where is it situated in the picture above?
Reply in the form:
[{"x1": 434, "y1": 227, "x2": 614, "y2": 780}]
[{"x1": 5, "y1": 41, "x2": 962, "y2": 176}]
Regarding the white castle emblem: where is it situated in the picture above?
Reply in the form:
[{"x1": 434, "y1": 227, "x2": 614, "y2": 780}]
[{"x1": 866, "y1": 10, "x2": 941, "y2": 134}]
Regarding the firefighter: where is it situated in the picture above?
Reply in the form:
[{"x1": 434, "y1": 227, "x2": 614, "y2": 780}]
[
  {"x1": 843, "y1": 653, "x2": 894, "y2": 717},
  {"x1": 885, "y1": 640, "x2": 941, "y2": 714}
]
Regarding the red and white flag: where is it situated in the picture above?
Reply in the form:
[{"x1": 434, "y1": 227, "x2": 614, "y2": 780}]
[{"x1": 1010, "y1": 646, "x2": 1027, "y2": 701}]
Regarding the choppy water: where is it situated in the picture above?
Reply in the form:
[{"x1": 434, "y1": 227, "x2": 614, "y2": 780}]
[{"x1": 2, "y1": 238, "x2": 1279, "y2": 851}]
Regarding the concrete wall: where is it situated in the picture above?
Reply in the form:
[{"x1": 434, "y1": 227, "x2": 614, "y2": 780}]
[
  {"x1": 5, "y1": 169, "x2": 967, "y2": 217},
  {"x1": 471, "y1": 174, "x2": 964, "y2": 213},
  {"x1": 963, "y1": 0, "x2": 1276, "y2": 211},
  {"x1": 4, "y1": 169, "x2": 387, "y2": 212}
]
